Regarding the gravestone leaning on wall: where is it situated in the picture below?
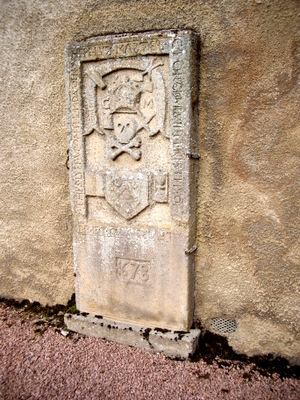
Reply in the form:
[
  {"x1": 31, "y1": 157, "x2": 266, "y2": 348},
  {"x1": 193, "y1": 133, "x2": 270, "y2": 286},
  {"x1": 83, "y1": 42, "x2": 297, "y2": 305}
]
[
  {"x1": 64, "y1": 30, "x2": 201, "y2": 358},
  {"x1": 0, "y1": 0, "x2": 299, "y2": 364}
]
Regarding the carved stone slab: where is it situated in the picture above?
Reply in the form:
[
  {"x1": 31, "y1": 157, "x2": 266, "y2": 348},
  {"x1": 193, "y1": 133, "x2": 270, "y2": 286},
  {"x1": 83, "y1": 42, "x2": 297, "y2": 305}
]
[{"x1": 66, "y1": 30, "x2": 198, "y2": 331}]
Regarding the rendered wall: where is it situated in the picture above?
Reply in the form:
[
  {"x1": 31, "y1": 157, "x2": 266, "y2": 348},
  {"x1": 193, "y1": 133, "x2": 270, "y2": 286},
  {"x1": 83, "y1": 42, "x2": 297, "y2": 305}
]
[{"x1": 0, "y1": 0, "x2": 299, "y2": 363}]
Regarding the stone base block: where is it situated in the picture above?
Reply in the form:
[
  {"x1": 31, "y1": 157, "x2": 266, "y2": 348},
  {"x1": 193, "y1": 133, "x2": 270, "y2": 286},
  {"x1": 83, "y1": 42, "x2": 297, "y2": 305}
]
[{"x1": 64, "y1": 313, "x2": 201, "y2": 359}]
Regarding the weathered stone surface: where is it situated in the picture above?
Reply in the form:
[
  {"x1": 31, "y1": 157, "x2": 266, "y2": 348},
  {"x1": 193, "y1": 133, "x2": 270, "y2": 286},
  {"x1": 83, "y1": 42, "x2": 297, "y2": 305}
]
[
  {"x1": 0, "y1": 0, "x2": 299, "y2": 364},
  {"x1": 66, "y1": 30, "x2": 199, "y2": 331},
  {"x1": 65, "y1": 313, "x2": 201, "y2": 359}
]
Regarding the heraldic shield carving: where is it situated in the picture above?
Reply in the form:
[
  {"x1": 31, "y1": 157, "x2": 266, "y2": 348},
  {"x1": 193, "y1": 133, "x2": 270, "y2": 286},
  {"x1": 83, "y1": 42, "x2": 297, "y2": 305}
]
[
  {"x1": 105, "y1": 171, "x2": 149, "y2": 220},
  {"x1": 83, "y1": 57, "x2": 168, "y2": 161},
  {"x1": 81, "y1": 54, "x2": 169, "y2": 220}
]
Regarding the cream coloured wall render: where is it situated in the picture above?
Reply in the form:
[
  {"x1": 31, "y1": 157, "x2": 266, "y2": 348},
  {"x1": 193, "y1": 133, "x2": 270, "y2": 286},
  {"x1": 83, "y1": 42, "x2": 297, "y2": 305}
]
[{"x1": 2, "y1": 0, "x2": 299, "y2": 364}]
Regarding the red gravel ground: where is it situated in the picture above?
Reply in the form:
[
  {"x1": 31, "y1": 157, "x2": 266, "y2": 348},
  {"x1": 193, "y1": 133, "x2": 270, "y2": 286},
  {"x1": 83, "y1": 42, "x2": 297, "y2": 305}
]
[{"x1": 0, "y1": 302, "x2": 299, "y2": 400}]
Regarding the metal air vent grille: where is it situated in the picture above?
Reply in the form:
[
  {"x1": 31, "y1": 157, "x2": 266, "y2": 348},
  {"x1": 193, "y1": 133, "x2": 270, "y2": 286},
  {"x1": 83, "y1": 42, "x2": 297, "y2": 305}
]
[{"x1": 210, "y1": 317, "x2": 237, "y2": 334}]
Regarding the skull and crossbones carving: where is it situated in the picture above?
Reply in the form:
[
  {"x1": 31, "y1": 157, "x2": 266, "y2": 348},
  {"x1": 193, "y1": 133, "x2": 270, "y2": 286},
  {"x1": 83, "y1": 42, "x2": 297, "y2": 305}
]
[
  {"x1": 108, "y1": 112, "x2": 142, "y2": 160},
  {"x1": 109, "y1": 135, "x2": 141, "y2": 160},
  {"x1": 85, "y1": 58, "x2": 166, "y2": 161}
]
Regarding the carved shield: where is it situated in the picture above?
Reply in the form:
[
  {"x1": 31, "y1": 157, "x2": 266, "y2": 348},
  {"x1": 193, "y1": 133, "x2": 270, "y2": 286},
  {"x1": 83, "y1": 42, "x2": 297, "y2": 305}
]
[{"x1": 105, "y1": 171, "x2": 149, "y2": 220}]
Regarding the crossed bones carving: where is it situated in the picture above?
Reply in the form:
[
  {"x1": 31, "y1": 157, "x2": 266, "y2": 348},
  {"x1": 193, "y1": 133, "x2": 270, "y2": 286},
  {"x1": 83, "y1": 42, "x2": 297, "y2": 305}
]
[{"x1": 109, "y1": 135, "x2": 142, "y2": 161}]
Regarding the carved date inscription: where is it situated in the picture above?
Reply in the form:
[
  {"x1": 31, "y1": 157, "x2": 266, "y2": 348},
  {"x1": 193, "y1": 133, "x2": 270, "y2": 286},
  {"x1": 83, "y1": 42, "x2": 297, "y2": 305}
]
[{"x1": 116, "y1": 257, "x2": 150, "y2": 283}]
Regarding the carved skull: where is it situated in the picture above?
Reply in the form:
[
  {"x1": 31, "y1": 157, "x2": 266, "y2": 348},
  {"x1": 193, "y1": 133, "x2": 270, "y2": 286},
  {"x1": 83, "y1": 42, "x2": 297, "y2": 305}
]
[{"x1": 113, "y1": 113, "x2": 138, "y2": 144}]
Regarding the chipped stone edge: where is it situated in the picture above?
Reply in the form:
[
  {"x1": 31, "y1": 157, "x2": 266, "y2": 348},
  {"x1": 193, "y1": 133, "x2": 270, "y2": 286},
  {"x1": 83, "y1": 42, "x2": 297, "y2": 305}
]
[{"x1": 64, "y1": 313, "x2": 201, "y2": 359}]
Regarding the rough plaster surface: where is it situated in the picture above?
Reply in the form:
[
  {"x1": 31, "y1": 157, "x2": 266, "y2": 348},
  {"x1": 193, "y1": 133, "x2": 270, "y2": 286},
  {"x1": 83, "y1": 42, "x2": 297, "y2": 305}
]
[{"x1": 0, "y1": 0, "x2": 299, "y2": 362}]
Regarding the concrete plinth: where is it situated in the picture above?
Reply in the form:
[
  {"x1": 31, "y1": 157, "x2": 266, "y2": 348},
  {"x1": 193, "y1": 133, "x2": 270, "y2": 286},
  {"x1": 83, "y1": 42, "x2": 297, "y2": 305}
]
[{"x1": 64, "y1": 313, "x2": 201, "y2": 359}]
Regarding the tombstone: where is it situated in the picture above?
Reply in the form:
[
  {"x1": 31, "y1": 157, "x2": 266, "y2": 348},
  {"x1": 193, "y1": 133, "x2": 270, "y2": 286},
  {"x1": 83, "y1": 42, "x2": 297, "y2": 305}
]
[{"x1": 65, "y1": 30, "x2": 200, "y2": 358}]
